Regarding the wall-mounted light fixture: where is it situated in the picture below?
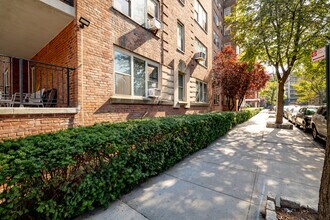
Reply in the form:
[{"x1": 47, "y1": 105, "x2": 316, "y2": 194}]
[{"x1": 79, "y1": 17, "x2": 90, "y2": 29}]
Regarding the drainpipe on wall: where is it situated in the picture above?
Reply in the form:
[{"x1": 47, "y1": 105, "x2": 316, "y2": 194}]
[{"x1": 80, "y1": 27, "x2": 85, "y2": 126}]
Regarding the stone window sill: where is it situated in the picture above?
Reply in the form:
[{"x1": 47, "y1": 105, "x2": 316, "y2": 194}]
[
  {"x1": 110, "y1": 96, "x2": 173, "y2": 105},
  {"x1": 191, "y1": 102, "x2": 209, "y2": 107}
]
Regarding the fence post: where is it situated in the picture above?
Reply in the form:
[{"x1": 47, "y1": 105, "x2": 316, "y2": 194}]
[{"x1": 19, "y1": 59, "x2": 23, "y2": 107}]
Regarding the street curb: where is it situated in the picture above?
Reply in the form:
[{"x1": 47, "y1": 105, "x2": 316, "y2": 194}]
[
  {"x1": 264, "y1": 192, "x2": 318, "y2": 220},
  {"x1": 266, "y1": 122, "x2": 293, "y2": 129}
]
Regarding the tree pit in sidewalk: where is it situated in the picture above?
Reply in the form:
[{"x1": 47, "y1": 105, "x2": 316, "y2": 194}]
[{"x1": 276, "y1": 207, "x2": 318, "y2": 220}]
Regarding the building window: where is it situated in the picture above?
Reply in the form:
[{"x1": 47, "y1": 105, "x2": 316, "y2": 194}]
[
  {"x1": 224, "y1": 25, "x2": 231, "y2": 36},
  {"x1": 224, "y1": 42, "x2": 232, "y2": 47},
  {"x1": 113, "y1": 0, "x2": 130, "y2": 16},
  {"x1": 113, "y1": 0, "x2": 159, "y2": 26},
  {"x1": 115, "y1": 49, "x2": 159, "y2": 97},
  {"x1": 194, "y1": 0, "x2": 207, "y2": 31},
  {"x1": 133, "y1": 57, "x2": 146, "y2": 96},
  {"x1": 178, "y1": 73, "x2": 185, "y2": 101},
  {"x1": 115, "y1": 51, "x2": 131, "y2": 95},
  {"x1": 195, "y1": 39, "x2": 207, "y2": 66},
  {"x1": 147, "y1": 0, "x2": 159, "y2": 19},
  {"x1": 132, "y1": 1, "x2": 146, "y2": 25},
  {"x1": 213, "y1": 12, "x2": 219, "y2": 27},
  {"x1": 213, "y1": 31, "x2": 220, "y2": 48},
  {"x1": 214, "y1": 94, "x2": 219, "y2": 105},
  {"x1": 148, "y1": 64, "x2": 159, "y2": 89},
  {"x1": 177, "y1": 21, "x2": 185, "y2": 52},
  {"x1": 196, "y1": 80, "x2": 208, "y2": 103},
  {"x1": 224, "y1": 7, "x2": 231, "y2": 17}
]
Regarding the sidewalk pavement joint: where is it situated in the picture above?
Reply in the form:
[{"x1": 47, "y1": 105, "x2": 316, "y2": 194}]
[{"x1": 163, "y1": 172, "x2": 253, "y2": 204}]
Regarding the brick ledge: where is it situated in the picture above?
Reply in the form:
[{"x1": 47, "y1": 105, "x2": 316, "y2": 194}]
[{"x1": 0, "y1": 107, "x2": 79, "y2": 115}]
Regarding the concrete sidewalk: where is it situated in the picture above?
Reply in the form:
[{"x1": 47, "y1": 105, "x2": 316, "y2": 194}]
[{"x1": 80, "y1": 110, "x2": 325, "y2": 220}]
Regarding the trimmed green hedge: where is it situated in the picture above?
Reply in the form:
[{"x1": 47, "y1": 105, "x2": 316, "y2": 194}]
[{"x1": 0, "y1": 108, "x2": 261, "y2": 219}]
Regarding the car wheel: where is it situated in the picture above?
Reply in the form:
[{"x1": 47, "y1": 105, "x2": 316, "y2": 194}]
[
  {"x1": 302, "y1": 123, "x2": 307, "y2": 132},
  {"x1": 312, "y1": 126, "x2": 319, "y2": 140},
  {"x1": 293, "y1": 118, "x2": 298, "y2": 126}
]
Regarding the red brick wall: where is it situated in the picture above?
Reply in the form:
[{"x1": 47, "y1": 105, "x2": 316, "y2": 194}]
[
  {"x1": 0, "y1": 114, "x2": 75, "y2": 140},
  {"x1": 32, "y1": 21, "x2": 78, "y2": 107},
  {"x1": 83, "y1": 104, "x2": 209, "y2": 125}
]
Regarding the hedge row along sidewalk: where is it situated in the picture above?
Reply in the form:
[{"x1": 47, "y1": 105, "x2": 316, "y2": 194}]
[{"x1": 0, "y1": 108, "x2": 261, "y2": 220}]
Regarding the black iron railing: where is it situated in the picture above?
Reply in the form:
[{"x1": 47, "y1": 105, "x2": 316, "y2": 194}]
[
  {"x1": 60, "y1": 0, "x2": 74, "y2": 7},
  {"x1": 0, "y1": 54, "x2": 75, "y2": 108}
]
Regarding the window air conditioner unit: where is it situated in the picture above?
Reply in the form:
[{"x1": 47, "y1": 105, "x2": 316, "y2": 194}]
[
  {"x1": 148, "y1": 88, "x2": 161, "y2": 97},
  {"x1": 194, "y1": 52, "x2": 206, "y2": 62},
  {"x1": 148, "y1": 18, "x2": 162, "y2": 31}
]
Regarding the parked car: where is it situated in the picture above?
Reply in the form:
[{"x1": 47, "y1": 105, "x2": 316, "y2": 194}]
[
  {"x1": 294, "y1": 106, "x2": 319, "y2": 131},
  {"x1": 311, "y1": 106, "x2": 327, "y2": 140},
  {"x1": 287, "y1": 106, "x2": 300, "y2": 123},
  {"x1": 284, "y1": 105, "x2": 295, "y2": 119}
]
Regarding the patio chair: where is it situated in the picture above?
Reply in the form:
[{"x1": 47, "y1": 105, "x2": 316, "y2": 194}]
[
  {"x1": 9, "y1": 93, "x2": 29, "y2": 107},
  {"x1": 42, "y1": 89, "x2": 57, "y2": 107},
  {"x1": 24, "y1": 89, "x2": 45, "y2": 107},
  {"x1": 0, "y1": 91, "x2": 11, "y2": 107}
]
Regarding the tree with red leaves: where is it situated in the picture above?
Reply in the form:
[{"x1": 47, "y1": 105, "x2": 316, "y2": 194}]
[{"x1": 213, "y1": 46, "x2": 269, "y2": 111}]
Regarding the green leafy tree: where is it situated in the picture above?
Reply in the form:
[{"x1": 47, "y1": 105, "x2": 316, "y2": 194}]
[
  {"x1": 292, "y1": 60, "x2": 326, "y2": 105},
  {"x1": 229, "y1": 0, "x2": 329, "y2": 124},
  {"x1": 260, "y1": 74, "x2": 277, "y2": 110},
  {"x1": 228, "y1": 1, "x2": 330, "y2": 218}
]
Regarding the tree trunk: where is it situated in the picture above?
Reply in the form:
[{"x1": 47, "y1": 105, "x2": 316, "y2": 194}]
[
  {"x1": 318, "y1": 121, "x2": 330, "y2": 219},
  {"x1": 229, "y1": 98, "x2": 235, "y2": 111},
  {"x1": 275, "y1": 82, "x2": 284, "y2": 124},
  {"x1": 319, "y1": 93, "x2": 324, "y2": 106},
  {"x1": 237, "y1": 97, "x2": 244, "y2": 111},
  {"x1": 227, "y1": 98, "x2": 234, "y2": 111}
]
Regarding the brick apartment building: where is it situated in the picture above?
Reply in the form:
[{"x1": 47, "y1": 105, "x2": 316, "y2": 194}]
[
  {"x1": 211, "y1": 0, "x2": 224, "y2": 111},
  {"x1": 0, "y1": 0, "x2": 229, "y2": 139},
  {"x1": 223, "y1": 0, "x2": 236, "y2": 50}
]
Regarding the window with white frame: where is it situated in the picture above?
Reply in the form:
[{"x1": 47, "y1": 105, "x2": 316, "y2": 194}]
[
  {"x1": 115, "y1": 49, "x2": 159, "y2": 97},
  {"x1": 177, "y1": 21, "x2": 185, "y2": 51},
  {"x1": 195, "y1": 38, "x2": 207, "y2": 66},
  {"x1": 178, "y1": 72, "x2": 185, "y2": 101},
  {"x1": 113, "y1": 0, "x2": 159, "y2": 26},
  {"x1": 195, "y1": 80, "x2": 208, "y2": 103},
  {"x1": 194, "y1": 0, "x2": 207, "y2": 31},
  {"x1": 113, "y1": 0, "x2": 130, "y2": 16}
]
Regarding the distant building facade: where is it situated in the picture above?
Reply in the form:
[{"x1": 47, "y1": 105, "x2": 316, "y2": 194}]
[{"x1": 285, "y1": 75, "x2": 298, "y2": 105}]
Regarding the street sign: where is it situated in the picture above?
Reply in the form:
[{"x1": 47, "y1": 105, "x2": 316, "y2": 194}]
[{"x1": 312, "y1": 47, "x2": 326, "y2": 62}]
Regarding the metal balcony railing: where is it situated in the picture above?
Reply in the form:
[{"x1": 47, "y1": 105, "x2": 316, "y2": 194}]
[{"x1": 0, "y1": 54, "x2": 75, "y2": 108}]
